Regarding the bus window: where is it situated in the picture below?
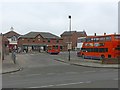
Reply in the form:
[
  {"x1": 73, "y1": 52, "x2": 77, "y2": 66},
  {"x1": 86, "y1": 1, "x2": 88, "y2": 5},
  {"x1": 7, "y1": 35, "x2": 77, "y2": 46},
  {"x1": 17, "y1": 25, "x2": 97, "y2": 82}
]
[
  {"x1": 99, "y1": 48, "x2": 108, "y2": 52},
  {"x1": 94, "y1": 48, "x2": 99, "y2": 52},
  {"x1": 53, "y1": 45, "x2": 58, "y2": 49},
  {"x1": 114, "y1": 35, "x2": 120, "y2": 40},
  {"x1": 115, "y1": 45, "x2": 120, "y2": 50},
  {"x1": 86, "y1": 38, "x2": 91, "y2": 42},
  {"x1": 99, "y1": 37, "x2": 105, "y2": 41},
  {"x1": 106, "y1": 36, "x2": 111, "y2": 41},
  {"x1": 94, "y1": 38, "x2": 99, "y2": 42}
]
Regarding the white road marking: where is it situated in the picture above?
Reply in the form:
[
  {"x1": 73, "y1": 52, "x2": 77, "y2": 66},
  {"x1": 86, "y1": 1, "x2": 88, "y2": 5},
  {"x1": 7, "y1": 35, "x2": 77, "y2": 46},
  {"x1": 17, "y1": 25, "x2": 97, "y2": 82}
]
[
  {"x1": 55, "y1": 82, "x2": 84, "y2": 86},
  {"x1": 100, "y1": 70, "x2": 110, "y2": 72},
  {"x1": 83, "y1": 71, "x2": 96, "y2": 73},
  {"x1": 47, "y1": 73, "x2": 55, "y2": 75},
  {"x1": 25, "y1": 74, "x2": 41, "y2": 76},
  {"x1": 28, "y1": 81, "x2": 91, "y2": 88},
  {"x1": 65, "y1": 72, "x2": 78, "y2": 74}
]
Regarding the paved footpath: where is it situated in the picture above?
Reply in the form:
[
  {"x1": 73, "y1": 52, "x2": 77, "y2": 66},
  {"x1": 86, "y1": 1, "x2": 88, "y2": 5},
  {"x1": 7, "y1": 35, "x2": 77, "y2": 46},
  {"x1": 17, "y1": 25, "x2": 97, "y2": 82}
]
[
  {"x1": 55, "y1": 54, "x2": 119, "y2": 69},
  {"x1": 1, "y1": 53, "x2": 22, "y2": 74}
]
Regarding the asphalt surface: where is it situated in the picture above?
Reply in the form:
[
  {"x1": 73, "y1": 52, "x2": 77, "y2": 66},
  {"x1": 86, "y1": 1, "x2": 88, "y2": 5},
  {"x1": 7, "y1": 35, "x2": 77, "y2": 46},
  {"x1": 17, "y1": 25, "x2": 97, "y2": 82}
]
[{"x1": 2, "y1": 52, "x2": 119, "y2": 88}]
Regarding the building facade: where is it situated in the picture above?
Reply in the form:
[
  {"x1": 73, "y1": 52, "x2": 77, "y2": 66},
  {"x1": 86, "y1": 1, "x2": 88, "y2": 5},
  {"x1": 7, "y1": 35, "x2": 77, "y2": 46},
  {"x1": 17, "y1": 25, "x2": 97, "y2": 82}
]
[
  {"x1": 3, "y1": 27, "x2": 21, "y2": 52},
  {"x1": 61, "y1": 30, "x2": 87, "y2": 51},
  {"x1": 18, "y1": 32, "x2": 63, "y2": 52}
]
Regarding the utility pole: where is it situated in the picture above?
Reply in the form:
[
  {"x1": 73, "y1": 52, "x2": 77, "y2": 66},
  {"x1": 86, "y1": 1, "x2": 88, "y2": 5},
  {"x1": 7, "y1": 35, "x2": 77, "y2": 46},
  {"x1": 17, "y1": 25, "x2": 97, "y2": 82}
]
[{"x1": 68, "y1": 15, "x2": 71, "y2": 61}]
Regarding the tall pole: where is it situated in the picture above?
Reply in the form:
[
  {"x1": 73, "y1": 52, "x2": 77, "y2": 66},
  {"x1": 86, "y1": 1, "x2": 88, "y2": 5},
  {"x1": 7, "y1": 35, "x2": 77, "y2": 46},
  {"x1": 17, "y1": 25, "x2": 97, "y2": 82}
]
[
  {"x1": 0, "y1": 33, "x2": 3, "y2": 61},
  {"x1": 68, "y1": 15, "x2": 71, "y2": 61}
]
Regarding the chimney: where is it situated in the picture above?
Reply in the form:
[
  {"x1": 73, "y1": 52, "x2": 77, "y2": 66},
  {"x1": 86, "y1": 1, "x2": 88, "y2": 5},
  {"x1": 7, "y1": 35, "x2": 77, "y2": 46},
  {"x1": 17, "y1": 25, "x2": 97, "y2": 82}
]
[
  {"x1": 94, "y1": 33, "x2": 96, "y2": 36},
  {"x1": 104, "y1": 33, "x2": 106, "y2": 35}
]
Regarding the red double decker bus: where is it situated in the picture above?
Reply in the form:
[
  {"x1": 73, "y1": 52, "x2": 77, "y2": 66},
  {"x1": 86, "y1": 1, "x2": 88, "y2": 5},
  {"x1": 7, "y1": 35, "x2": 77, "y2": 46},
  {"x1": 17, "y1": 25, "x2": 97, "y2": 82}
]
[
  {"x1": 78, "y1": 34, "x2": 120, "y2": 59},
  {"x1": 46, "y1": 44, "x2": 60, "y2": 54}
]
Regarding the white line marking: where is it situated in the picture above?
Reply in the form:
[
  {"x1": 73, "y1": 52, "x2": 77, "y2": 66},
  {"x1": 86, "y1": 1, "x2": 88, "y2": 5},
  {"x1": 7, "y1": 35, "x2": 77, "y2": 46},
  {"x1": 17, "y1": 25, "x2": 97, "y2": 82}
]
[
  {"x1": 47, "y1": 73, "x2": 55, "y2": 75},
  {"x1": 55, "y1": 82, "x2": 84, "y2": 86},
  {"x1": 25, "y1": 74, "x2": 41, "y2": 76},
  {"x1": 83, "y1": 71, "x2": 96, "y2": 73},
  {"x1": 100, "y1": 70, "x2": 109, "y2": 72},
  {"x1": 65, "y1": 72, "x2": 78, "y2": 74},
  {"x1": 39, "y1": 85, "x2": 55, "y2": 88},
  {"x1": 28, "y1": 81, "x2": 92, "y2": 88},
  {"x1": 85, "y1": 81, "x2": 92, "y2": 83}
]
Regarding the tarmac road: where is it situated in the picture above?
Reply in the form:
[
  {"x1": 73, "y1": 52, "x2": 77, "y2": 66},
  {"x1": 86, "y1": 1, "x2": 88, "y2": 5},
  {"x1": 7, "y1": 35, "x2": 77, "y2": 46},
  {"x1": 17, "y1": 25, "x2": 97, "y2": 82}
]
[{"x1": 2, "y1": 52, "x2": 119, "y2": 88}]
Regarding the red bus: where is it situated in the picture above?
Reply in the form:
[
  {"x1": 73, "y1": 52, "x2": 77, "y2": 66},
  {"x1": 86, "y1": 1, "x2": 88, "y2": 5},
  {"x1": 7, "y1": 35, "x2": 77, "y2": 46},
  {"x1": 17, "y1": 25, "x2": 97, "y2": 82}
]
[
  {"x1": 78, "y1": 34, "x2": 120, "y2": 59},
  {"x1": 47, "y1": 44, "x2": 60, "y2": 54}
]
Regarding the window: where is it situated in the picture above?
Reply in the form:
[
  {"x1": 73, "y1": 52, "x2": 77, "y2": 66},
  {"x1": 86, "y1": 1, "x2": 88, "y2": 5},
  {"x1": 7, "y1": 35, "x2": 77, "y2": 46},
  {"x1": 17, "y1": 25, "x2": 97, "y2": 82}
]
[
  {"x1": 11, "y1": 36, "x2": 17, "y2": 41},
  {"x1": 99, "y1": 48, "x2": 108, "y2": 52},
  {"x1": 86, "y1": 38, "x2": 91, "y2": 42},
  {"x1": 48, "y1": 39, "x2": 50, "y2": 43},
  {"x1": 108, "y1": 55, "x2": 111, "y2": 58},
  {"x1": 38, "y1": 39, "x2": 40, "y2": 41},
  {"x1": 56, "y1": 40, "x2": 59, "y2": 43},
  {"x1": 115, "y1": 45, "x2": 120, "y2": 50},
  {"x1": 94, "y1": 38, "x2": 99, "y2": 42},
  {"x1": 114, "y1": 35, "x2": 120, "y2": 40},
  {"x1": 81, "y1": 48, "x2": 108, "y2": 52},
  {"x1": 106, "y1": 36, "x2": 111, "y2": 41},
  {"x1": 99, "y1": 37, "x2": 105, "y2": 41},
  {"x1": 53, "y1": 45, "x2": 58, "y2": 49},
  {"x1": 94, "y1": 48, "x2": 99, "y2": 52}
]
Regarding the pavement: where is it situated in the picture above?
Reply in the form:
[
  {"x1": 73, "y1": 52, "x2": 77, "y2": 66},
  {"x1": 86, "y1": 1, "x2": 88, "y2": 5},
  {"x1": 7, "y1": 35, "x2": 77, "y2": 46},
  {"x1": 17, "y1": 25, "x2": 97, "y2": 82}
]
[
  {"x1": 54, "y1": 53, "x2": 119, "y2": 69},
  {"x1": 1, "y1": 53, "x2": 22, "y2": 74}
]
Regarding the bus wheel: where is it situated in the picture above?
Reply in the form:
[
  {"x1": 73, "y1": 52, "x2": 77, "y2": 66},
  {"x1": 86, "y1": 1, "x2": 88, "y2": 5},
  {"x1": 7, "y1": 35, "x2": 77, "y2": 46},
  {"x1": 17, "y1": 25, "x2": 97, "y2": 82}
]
[{"x1": 101, "y1": 55, "x2": 105, "y2": 59}]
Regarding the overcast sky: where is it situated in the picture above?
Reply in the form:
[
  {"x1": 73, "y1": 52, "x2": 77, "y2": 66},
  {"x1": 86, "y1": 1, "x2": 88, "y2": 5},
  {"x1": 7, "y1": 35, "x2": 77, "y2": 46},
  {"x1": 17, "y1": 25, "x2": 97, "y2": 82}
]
[{"x1": 0, "y1": 0, "x2": 119, "y2": 36}]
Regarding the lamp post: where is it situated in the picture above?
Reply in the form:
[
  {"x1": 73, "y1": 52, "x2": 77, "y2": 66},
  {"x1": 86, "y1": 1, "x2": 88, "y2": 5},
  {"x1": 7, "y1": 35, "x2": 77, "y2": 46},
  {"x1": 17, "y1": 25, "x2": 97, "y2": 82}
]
[{"x1": 68, "y1": 15, "x2": 71, "y2": 61}]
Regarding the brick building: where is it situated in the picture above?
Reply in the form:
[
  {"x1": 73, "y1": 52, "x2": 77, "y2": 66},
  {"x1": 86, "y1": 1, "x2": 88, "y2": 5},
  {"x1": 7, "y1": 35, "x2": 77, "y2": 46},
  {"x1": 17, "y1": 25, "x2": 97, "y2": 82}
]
[
  {"x1": 3, "y1": 27, "x2": 21, "y2": 52},
  {"x1": 61, "y1": 30, "x2": 87, "y2": 51},
  {"x1": 0, "y1": 34, "x2": 9, "y2": 60},
  {"x1": 18, "y1": 32, "x2": 63, "y2": 52}
]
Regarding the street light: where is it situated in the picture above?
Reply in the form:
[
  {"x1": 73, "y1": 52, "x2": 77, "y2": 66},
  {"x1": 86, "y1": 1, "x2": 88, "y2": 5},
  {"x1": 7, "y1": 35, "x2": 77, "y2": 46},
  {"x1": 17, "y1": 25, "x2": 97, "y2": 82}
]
[{"x1": 68, "y1": 15, "x2": 71, "y2": 61}]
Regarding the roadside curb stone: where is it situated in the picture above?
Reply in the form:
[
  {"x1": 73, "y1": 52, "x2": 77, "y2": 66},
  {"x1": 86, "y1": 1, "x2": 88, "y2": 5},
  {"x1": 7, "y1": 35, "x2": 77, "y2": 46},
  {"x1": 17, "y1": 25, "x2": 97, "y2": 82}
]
[{"x1": 54, "y1": 58, "x2": 119, "y2": 69}]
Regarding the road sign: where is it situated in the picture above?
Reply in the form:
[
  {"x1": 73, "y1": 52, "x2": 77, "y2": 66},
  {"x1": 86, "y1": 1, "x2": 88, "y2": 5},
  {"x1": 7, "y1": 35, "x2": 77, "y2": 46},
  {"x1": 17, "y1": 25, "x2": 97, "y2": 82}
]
[{"x1": 67, "y1": 43, "x2": 72, "y2": 50}]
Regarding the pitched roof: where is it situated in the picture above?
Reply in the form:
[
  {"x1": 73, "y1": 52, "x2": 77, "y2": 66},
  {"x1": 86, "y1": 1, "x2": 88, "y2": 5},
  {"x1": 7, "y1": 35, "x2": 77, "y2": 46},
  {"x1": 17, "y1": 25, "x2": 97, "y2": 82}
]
[
  {"x1": 61, "y1": 30, "x2": 87, "y2": 37},
  {"x1": 3, "y1": 31, "x2": 21, "y2": 38},
  {"x1": 77, "y1": 31, "x2": 87, "y2": 37},
  {"x1": 61, "y1": 31, "x2": 76, "y2": 36},
  {"x1": 20, "y1": 32, "x2": 60, "y2": 39}
]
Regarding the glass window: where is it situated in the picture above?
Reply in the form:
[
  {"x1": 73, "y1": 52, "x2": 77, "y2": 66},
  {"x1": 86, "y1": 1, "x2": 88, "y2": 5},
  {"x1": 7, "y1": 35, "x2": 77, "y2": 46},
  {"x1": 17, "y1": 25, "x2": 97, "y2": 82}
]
[
  {"x1": 86, "y1": 38, "x2": 91, "y2": 42},
  {"x1": 48, "y1": 39, "x2": 50, "y2": 43},
  {"x1": 11, "y1": 36, "x2": 17, "y2": 41},
  {"x1": 99, "y1": 37, "x2": 105, "y2": 41},
  {"x1": 53, "y1": 45, "x2": 58, "y2": 49},
  {"x1": 106, "y1": 36, "x2": 111, "y2": 41},
  {"x1": 94, "y1": 48, "x2": 99, "y2": 52},
  {"x1": 99, "y1": 48, "x2": 108, "y2": 52},
  {"x1": 56, "y1": 40, "x2": 59, "y2": 43},
  {"x1": 114, "y1": 35, "x2": 120, "y2": 40},
  {"x1": 94, "y1": 38, "x2": 99, "y2": 42}
]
